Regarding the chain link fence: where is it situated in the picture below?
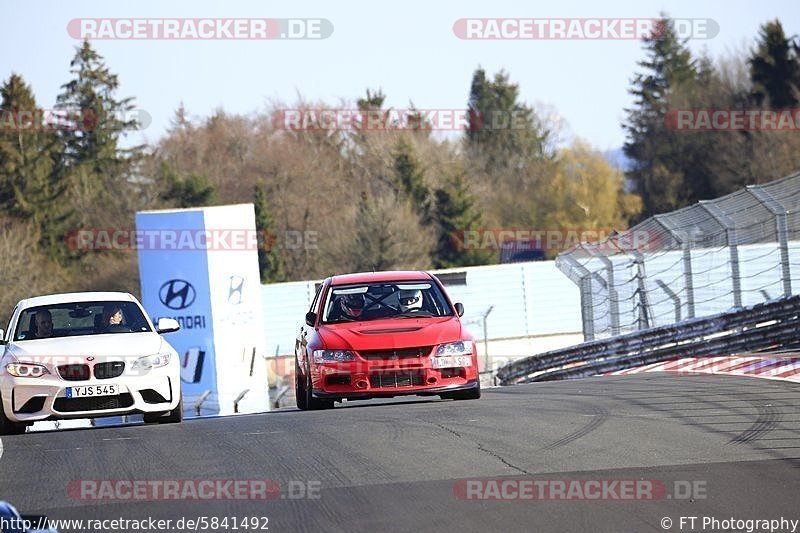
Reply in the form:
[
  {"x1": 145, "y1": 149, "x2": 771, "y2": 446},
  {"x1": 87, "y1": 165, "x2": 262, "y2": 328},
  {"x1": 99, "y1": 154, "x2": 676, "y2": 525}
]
[{"x1": 555, "y1": 172, "x2": 800, "y2": 340}]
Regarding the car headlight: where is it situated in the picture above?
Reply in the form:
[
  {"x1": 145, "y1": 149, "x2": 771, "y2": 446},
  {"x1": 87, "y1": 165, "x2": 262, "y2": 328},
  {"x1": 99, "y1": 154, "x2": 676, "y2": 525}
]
[
  {"x1": 313, "y1": 350, "x2": 356, "y2": 363},
  {"x1": 131, "y1": 353, "x2": 171, "y2": 371},
  {"x1": 6, "y1": 363, "x2": 50, "y2": 378},
  {"x1": 435, "y1": 341, "x2": 472, "y2": 357}
]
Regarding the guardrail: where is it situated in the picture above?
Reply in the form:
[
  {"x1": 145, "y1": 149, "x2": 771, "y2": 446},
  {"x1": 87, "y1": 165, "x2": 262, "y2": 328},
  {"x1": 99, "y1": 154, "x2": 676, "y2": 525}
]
[{"x1": 496, "y1": 295, "x2": 800, "y2": 385}]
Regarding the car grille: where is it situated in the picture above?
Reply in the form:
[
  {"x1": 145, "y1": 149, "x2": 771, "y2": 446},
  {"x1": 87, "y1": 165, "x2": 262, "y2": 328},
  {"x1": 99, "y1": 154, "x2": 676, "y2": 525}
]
[
  {"x1": 53, "y1": 393, "x2": 134, "y2": 413},
  {"x1": 57, "y1": 364, "x2": 90, "y2": 381},
  {"x1": 94, "y1": 361, "x2": 125, "y2": 379},
  {"x1": 369, "y1": 371, "x2": 425, "y2": 388},
  {"x1": 360, "y1": 346, "x2": 432, "y2": 360}
]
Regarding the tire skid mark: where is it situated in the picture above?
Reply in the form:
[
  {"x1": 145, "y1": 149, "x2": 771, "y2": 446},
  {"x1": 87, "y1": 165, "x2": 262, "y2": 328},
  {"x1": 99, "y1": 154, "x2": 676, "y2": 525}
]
[
  {"x1": 730, "y1": 403, "x2": 781, "y2": 444},
  {"x1": 543, "y1": 402, "x2": 610, "y2": 450}
]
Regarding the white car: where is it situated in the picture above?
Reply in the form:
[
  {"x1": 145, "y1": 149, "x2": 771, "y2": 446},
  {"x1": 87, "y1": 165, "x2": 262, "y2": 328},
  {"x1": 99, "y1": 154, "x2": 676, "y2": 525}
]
[{"x1": 0, "y1": 292, "x2": 182, "y2": 435}]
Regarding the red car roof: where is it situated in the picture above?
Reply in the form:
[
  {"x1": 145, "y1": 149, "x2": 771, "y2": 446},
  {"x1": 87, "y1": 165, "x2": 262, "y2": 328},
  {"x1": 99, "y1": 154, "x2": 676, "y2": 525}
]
[{"x1": 329, "y1": 270, "x2": 434, "y2": 286}]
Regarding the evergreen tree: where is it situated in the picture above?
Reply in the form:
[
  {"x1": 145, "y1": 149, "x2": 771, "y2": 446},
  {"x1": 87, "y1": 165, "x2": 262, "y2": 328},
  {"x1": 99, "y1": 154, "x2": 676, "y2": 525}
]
[
  {"x1": 466, "y1": 68, "x2": 550, "y2": 170},
  {"x1": 432, "y1": 169, "x2": 491, "y2": 268},
  {"x1": 55, "y1": 40, "x2": 144, "y2": 228},
  {"x1": 158, "y1": 162, "x2": 215, "y2": 208},
  {"x1": 749, "y1": 19, "x2": 800, "y2": 108},
  {"x1": 254, "y1": 185, "x2": 284, "y2": 283},
  {"x1": 392, "y1": 136, "x2": 429, "y2": 218},
  {"x1": 623, "y1": 16, "x2": 698, "y2": 218},
  {"x1": 0, "y1": 74, "x2": 70, "y2": 253}
]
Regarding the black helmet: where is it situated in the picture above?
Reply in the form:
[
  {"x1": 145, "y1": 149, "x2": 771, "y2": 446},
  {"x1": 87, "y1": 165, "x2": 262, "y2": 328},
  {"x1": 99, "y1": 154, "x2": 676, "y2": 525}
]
[{"x1": 341, "y1": 293, "x2": 366, "y2": 315}]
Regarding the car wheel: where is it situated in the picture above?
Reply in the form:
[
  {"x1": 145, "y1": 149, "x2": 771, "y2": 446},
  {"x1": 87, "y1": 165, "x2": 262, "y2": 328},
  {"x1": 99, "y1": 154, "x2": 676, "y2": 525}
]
[
  {"x1": 0, "y1": 396, "x2": 28, "y2": 435},
  {"x1": 295, "y1": 359, "x2": 309, "y2": 410},
  {"x1": 302, "y1": 362, "x2": 334, "y2": 410},
  {"x1": 144, "y1": 397, "x2": 183, "y2": 424},
  {"x1": 441, "y1": 380, "x2": 481, "y2": 401},
  {"x1": 159, "y1": 397, "x2": 183, "y2": 424}
]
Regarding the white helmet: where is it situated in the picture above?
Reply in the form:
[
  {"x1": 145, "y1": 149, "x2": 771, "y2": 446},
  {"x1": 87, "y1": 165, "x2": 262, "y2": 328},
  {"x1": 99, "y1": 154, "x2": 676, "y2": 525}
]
[{"x1": 398, "y1": 289, "x2": 423, "y2": 312}]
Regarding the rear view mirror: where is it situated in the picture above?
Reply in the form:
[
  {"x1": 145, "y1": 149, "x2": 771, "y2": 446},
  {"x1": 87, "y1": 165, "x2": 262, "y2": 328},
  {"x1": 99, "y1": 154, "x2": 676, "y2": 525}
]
[
  {"x1": 305, "y1": 312, "x2": 317, "y2": 327},
  {"x1": 454, "y1": 303, "x2": 464, "y2": 317}
]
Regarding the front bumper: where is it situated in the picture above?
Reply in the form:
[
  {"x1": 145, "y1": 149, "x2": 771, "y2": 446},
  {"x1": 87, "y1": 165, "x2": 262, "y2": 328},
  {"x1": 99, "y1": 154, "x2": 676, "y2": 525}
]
[
  {"x1": 310, "y1": 352, "x2": 480, "y2": 400},
  {"x1": 313, "y1": 379, "x2": 480, "y2": 400},
  {"x1": 1, "y1": 371, "x2": 181, "y2": 423}
]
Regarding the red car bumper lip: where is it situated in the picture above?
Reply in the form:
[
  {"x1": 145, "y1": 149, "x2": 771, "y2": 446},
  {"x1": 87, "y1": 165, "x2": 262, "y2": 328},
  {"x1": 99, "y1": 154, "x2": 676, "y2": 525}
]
[{"x1": 312, "y1": 379, "x2": 479, "y2": 400}]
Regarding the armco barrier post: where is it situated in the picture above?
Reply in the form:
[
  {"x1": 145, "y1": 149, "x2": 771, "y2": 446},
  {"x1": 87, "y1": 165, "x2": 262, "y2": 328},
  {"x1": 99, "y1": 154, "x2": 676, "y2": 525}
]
[
  {"x1": 747, "y1": 185, "x2": 792, "y2": 297},
  {"x1": 700, "y1": 201, "x2": 742, "y2": 308}
]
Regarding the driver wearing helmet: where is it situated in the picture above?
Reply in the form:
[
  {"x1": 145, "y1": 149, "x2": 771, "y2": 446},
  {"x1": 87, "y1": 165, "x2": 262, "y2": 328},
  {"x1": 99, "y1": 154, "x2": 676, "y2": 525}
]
[
  {"x1": 339, "y1": 293, "x2": 367, "y2": 320},
  {"x1": 397, "y1": 289, "x2": 423, "y2": 313}
]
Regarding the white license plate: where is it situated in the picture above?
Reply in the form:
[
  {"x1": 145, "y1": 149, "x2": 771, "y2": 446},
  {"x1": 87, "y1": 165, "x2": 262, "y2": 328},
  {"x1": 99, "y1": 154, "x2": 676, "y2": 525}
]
[
  {"x1": 430, "y1": 356, "x2": 473, "y2": 369},
  {"x1": 65, "y1": 384, "x2": 120, "y2": 398}
]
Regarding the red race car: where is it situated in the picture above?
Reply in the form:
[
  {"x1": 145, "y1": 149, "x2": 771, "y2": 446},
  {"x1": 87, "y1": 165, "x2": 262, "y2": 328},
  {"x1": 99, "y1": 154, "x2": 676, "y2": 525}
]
[{"x1": 294, "y1": 271, "x2": 481, "y2": 410}]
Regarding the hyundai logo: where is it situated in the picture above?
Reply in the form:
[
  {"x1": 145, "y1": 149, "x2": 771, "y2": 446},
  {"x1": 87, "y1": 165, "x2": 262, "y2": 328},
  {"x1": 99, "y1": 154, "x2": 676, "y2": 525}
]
[
  {"x1": 159, "y1": 279, "x2": 197, "y2": 310},
  {"x1": 228, "y1": 275, "x2": 245, "y2": 305}
]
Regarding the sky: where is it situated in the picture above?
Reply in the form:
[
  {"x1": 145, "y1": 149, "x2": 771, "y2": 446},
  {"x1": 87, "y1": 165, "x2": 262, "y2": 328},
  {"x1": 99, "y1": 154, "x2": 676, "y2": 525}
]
[{"x1": 2, "y1": 0, "x2": 799, "y2": 152}]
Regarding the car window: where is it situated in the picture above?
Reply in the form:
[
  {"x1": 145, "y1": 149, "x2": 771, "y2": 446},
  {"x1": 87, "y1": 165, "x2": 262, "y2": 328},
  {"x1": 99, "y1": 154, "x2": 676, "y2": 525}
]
[
  {"x1": 308, "y1": 284, "x2": 322, "y2": 315},
  {"x1": 13, "y1": 301, "x2": 152, "y2": 341},
  {"x1": 322, "y1": 281, "x2": 453, "y2": 323},
  {"x1": 4, "y1": 305, "x2": 16, "y2": 342}
]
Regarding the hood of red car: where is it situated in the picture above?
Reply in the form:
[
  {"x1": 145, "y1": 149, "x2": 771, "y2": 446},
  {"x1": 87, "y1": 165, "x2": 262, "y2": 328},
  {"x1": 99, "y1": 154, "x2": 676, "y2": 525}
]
[{"x1": 318, "y1": 317, "x2": 468, "y2": 351}]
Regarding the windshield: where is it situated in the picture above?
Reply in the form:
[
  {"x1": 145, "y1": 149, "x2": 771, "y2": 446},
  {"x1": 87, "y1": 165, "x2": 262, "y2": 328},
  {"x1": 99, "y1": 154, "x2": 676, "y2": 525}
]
[
  {"x1": 13, "y1": 300, "x2": 152, "y2": 341},
  {"x1": 322, "y1": 281, "x2": 453, "y2": 323}
]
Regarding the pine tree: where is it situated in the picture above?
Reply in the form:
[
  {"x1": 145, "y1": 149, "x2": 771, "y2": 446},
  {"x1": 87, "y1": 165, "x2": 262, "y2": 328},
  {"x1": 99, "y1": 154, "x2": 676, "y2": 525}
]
[
  {"x1": 0, "y1": 74, "x2": 70, "y2": 253},
  {"x1": 254, "y1": 185, "x2": 284, "y2": 283},
  {"x1": 465, "y1": 68, "x2": 549, "y2": 170},
  {"x1": 392, "y1": 136, "x2": 429, "y2": 218},
  {"x1": 432, "y1": 169, "x2": 491, "y2": 268},
  {"x1": 55, "y1": 40, "x2": 144, "y2": 228},
  {"x1": 158, "y1": 162, "x2": 215, "y2": 208},
  {"x1": 749, "y1": 19, "x2": 800, "y2": 109},
  {"x1": 623, "y1": 16, "x2": 698, "y2": 218}
]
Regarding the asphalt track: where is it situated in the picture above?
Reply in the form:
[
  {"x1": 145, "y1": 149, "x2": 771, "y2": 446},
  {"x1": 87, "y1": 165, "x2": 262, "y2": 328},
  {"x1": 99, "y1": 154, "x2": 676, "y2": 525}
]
[{"x1": 1, "y1": 374, "x2": 798, "y2": 533}]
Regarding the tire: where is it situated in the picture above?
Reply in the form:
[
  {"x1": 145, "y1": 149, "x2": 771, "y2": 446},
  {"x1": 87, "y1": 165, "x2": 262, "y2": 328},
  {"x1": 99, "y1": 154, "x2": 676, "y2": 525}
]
[
  {"x1": 441, "y1": 380, "x2": 481, "y2": 401},
  {"x1": 295, "y1": 359, "x2": 309, "y2": 411},
  {"x1": 297, "y1": 359, "x2": 333, "y2": 410},
  {"x1": 0, "y1": 395, "x2": 28, "y2": 435},
  {"x1": 144, "y1": 397, "x2": 183, "y2": 424},
  {"x1": 159, "y1": 397, "x2": 183, "y2": 424}
]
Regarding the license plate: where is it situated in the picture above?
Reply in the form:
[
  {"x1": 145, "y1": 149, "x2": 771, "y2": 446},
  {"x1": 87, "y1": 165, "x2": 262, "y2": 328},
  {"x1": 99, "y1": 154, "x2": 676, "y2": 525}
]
[
  {"x1": 65, "y1": 384, "x2": 120, "y2": 398},
  {"x1": 430, "y1": 356, "x2": 473, "y2": 369}
]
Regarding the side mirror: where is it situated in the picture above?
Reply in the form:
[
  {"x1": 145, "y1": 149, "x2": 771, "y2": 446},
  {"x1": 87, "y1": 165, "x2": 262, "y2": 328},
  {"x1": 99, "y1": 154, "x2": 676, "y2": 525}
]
[
  {"x1": 305, "y1": 312, "x2": 317, "y2": 327},
  {"x1": 0, "y1": 328, "x2": 5, "y2": 345},
  {"x1": 156, "y1": 317, "x2": 181, "y2": 334},
  {"x1": 454, "y1": 303, "x2": 464, "y2": 317}
]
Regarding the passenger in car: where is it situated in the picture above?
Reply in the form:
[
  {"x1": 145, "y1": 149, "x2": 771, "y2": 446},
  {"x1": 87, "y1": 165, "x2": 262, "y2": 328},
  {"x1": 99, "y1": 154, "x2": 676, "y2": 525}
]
[
  {"x1": 33, "y1": 310, "x2": 54, "y2": 338},
  {"x1": 100, "y1": 304, "x2": 125, "y2": 332}
]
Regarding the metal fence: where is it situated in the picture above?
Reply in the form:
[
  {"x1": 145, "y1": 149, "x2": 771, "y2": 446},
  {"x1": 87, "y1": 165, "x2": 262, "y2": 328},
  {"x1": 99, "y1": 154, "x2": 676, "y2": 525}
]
[
  {"x1": 555, "y1": 172, "x2": 800, "y2": 340},
  {"x1": 261, "y1": 261, "x2": 582, "y2": 355}
]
